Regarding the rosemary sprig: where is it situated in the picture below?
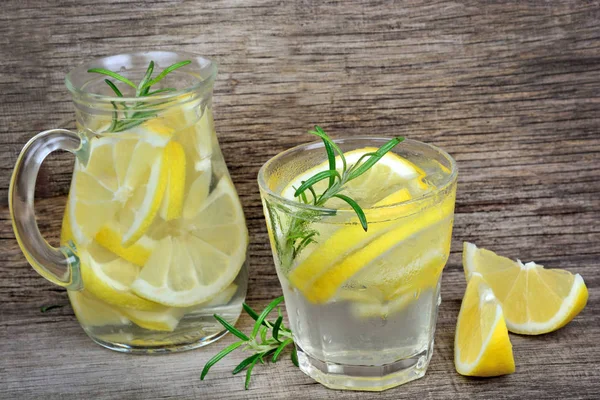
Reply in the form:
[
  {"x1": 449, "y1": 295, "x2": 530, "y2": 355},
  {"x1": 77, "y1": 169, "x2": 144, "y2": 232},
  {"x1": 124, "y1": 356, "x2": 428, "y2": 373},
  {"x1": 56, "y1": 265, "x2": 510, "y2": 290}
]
[
  {"x1": 87, "y1": 60, "x2": 191, "y2": 133},
  {"x1": 282, "y1": 126, "x2": 404, "y2": 261},
  {"x1": 201, "y1": 297, "x2": 298, "y2": 390}
]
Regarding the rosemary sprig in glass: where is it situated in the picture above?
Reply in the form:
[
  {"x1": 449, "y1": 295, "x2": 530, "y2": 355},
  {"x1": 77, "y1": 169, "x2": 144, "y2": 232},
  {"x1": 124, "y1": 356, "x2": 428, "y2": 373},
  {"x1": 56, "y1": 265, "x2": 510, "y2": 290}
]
[
  {"x1": 87, "y1": 60, "x2": 191, "y2": 133},
  {"x1": 202, "y1": 127, "x2": 405, "y2": 389},
  {"x1": 201, "y1": 297, "x2": 298, "y2": 390},
  {"x1": 281, "y1": 126, "x2": 404, "y2": 263}
]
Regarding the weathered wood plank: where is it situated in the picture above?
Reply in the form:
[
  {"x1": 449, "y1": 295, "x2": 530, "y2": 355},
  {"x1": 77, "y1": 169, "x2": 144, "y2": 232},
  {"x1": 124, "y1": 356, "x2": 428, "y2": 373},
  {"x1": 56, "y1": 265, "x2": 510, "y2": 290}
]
[{"x1": 1, "y1": 0, "x2": 599, "y2": 399}]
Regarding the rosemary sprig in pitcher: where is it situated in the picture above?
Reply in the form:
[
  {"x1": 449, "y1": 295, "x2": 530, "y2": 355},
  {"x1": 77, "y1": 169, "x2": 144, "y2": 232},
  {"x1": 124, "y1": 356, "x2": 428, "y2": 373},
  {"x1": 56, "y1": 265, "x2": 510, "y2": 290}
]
[{"x1": 87, "y1": 60, "x2": 191, "y2": 133}]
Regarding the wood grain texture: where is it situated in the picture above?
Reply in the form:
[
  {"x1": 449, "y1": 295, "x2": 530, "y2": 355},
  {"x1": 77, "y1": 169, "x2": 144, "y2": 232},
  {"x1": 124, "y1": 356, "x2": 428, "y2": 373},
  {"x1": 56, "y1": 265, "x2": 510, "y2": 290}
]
[{"x1": 1, "y1": 0, "x2": 599, "y2": 399}]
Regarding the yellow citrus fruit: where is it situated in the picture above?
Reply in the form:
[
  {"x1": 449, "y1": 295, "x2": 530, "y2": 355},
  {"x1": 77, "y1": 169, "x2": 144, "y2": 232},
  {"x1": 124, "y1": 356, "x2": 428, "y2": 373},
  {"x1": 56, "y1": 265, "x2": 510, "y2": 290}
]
[
  {"x1": 131, "y1": 176, "x2": 248, "y2": 307},
  {"x1": 454, "y1": 274, "x2": 515, "y2": 377},
  {"x1": 463, "y1": 242, "x2": 588, "y2": 335},
  {"x1": 68, "y1": 136, "x2": 168, "y2": 247}
]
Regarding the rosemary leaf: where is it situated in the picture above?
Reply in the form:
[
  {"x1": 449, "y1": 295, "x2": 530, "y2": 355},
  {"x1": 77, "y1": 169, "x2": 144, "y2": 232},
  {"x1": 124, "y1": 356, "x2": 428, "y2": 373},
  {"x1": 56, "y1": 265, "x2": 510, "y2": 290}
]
[
  {"x1": 141, "y1": 60, "x2": 191, "y2": 90},
  {"x1": 87, "y1": 68, "x2": 137, "y2": 88},
  {"x1": 333, "y1": 193, "x2": 368, "y2": 231},
  {"x1": 233, "y1": 353, "x2": 262, "y2": 375},
  {"x1": 251, "y1": 296, "x2": 284, "y2": 338},
  {"x1": 294, "y1": 170, "x2": 340, "y2": 198},
  {"x1": 214, "y1": 314, "x2": 249, "y2": 341},
  {"x1": 200, "y1": 341, "x2": 245, "y2": 380},
  {"x1": 272, "y1": 338, "x2": 294, "y2": 362},
  {"x1": 245, "y1": 357, "x2": 260, "y2": 390},
  {"x1": 272, "y1": 316, "x2": 283, "y2": 342}
]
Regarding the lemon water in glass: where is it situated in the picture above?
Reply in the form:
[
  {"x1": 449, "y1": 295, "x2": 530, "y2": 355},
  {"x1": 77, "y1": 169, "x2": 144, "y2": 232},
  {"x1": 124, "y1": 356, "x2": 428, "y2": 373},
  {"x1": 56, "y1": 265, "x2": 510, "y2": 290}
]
[
  {"x1": 258, "y1": 137, "x2": 457, "y2": 390},
  {"x1": 10, "y1": 52, "x2": 248, "y2": 353}
]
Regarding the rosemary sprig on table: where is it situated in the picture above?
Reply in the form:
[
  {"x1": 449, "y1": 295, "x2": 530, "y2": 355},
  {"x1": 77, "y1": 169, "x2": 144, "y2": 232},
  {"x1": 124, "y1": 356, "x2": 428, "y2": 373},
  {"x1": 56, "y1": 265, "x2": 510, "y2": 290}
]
[
  {"x1": 282, "y1": 126, "x2": 404, "y2": 261},
  {"x1": 87, "y1": 60, "x2": 191, "y2": 133},
  {"x1": 201, "y1": 297, "x2": 298, "y2": 390}
]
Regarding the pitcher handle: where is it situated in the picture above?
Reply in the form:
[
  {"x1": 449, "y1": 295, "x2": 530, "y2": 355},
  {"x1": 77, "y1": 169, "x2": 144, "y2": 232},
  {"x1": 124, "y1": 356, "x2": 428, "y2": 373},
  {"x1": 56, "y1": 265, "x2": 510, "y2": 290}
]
[{"x1": 9, "y1": 129, "x2": 84, "y2": 290}]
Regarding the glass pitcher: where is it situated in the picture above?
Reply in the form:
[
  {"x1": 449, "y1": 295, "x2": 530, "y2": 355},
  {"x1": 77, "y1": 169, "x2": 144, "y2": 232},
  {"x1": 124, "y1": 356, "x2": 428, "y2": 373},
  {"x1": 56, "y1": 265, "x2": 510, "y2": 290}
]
[{"x1": 9, "y1": 51, "x2": 249, "y2": 353}]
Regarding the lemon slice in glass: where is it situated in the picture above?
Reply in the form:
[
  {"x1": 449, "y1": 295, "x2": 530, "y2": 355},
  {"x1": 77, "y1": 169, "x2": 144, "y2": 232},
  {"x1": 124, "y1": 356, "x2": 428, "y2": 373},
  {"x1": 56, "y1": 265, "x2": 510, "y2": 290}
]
[
  {"x1": 454, "y1": 273, "x2": 515, "y2": 377},
  {"x1": 463, "y1": 242, "x2": 588, "y2": 335},
  {"x1": 288, "y1": 179, "x2": 454, "y2": 303},
  {"x1": 79, "y1": 243, "x2": 164, "y2": 311}
]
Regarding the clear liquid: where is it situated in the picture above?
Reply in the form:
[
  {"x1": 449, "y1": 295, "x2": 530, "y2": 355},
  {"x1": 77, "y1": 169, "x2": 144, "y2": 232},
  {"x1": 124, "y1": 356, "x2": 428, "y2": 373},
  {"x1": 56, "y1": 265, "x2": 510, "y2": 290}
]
[{"x1": 63, "y1": 103, "x2": 248, "y2": 351}]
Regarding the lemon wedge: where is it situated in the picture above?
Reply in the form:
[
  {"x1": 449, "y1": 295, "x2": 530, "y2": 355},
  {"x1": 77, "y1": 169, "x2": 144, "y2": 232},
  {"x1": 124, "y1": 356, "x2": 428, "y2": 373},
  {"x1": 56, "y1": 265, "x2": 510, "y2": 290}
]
[
  {"x1": 131, "y1": 176, "x2": 248, "y2": 307},
  {"x1": 68, "y1": 137, "x2": 168, "y2": 247},
  {"x1": 463, "y1": 242, "x2": 588, "y2": 335},
  {"x1": 454, "y1": 273, "x2": 515, "y2": 377}
]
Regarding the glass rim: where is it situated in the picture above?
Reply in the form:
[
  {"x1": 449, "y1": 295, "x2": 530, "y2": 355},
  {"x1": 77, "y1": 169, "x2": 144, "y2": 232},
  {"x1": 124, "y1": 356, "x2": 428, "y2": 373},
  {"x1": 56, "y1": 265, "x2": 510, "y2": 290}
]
[
  {"x1": 257, "y1": 137, "x2": 458, "y2": 214},
  {"x1": 64, "y1": 50, "x2": 217, "y2": 103}
]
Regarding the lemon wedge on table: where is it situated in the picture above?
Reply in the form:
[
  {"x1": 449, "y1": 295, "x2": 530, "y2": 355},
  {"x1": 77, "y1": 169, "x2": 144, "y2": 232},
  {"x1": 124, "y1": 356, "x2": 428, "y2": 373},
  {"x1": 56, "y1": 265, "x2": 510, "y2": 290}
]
[
  {"x1": 463, "y1": 242, "x2": 588, "y2": 335},
  {"x1": 289, "y1": 189, "x2": 455, "y2": 304},
  {"x1": 454, "y1": 273, "x2": 515, "y2": 377},
  {"x1": 131, "y1": 176, "x2": 248, "y2": 307},
  {"x1": 68, "y1": 136, "x2": 168, "y2": 247}
]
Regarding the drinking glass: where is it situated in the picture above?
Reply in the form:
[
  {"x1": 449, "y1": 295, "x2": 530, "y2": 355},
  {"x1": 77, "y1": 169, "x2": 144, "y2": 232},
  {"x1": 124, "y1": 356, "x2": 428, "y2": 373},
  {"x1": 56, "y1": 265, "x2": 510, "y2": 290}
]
[
  {"x1": 258, "y1": 137, "x2": 457, "y2": 390},
  {"x1": 10, "y1": 51, "x2": 248, "y2": 353}
]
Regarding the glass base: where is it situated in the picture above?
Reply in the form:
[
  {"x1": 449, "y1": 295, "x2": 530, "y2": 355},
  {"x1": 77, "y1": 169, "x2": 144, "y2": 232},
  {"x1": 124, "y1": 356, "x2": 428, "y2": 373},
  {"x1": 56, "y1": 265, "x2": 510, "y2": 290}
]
[
  {"x1": 86, "y1": 329, "x2": 228, "y2": 354},
  {"x1": 296, "y1": 344, "x2": 433, "y2": 391}
]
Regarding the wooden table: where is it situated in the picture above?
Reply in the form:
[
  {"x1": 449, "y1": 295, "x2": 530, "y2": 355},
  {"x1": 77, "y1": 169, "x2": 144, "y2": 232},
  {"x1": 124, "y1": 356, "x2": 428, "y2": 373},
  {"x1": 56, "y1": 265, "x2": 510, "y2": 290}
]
[{"x1": 1, "y1": 1, "x2": 599, "y2": 399}]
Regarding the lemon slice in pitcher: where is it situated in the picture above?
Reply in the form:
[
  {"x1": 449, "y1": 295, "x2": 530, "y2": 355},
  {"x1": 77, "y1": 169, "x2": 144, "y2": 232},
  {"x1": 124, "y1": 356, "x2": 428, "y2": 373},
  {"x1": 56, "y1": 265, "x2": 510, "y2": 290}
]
[
  {"x1": 78, "y1": 243, "x2": 164, "y2": 311},
  {"x1": 131, "y1": 176, "x2": 248, "y2": 307},
  {"x1": 281, "y1": 148, "x2": 428, "y2": 209},
  {"x1": 454, "y1": 273, "x2": 515, "y2": 377},
  {"x1": 68, "y1": 136, "x2": 168, "y2": 246}
]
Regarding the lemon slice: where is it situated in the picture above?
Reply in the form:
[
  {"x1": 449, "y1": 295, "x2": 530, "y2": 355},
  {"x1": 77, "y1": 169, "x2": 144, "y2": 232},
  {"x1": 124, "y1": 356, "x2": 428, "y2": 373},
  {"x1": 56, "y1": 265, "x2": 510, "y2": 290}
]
[
  {"x1": 68, "y1": 290, "x2": 129, "y2": 327},
  {"x1": 79, "y1": 243, "x2": 163, "y2": 311},
  {"x1": 281, "y1": 148, "x2": 428, "y2": 208},
  {"x1": 95, "y1": 222, "x2": 156, "y2": 267},
  {"x1": 463, "y1": 242, "x2": 588, "y2": 335},
  {"x1": 454, "y1": 273, "x2": 515, "y2": 377},
  {"x1": 289, "y1": 189, "x2": 455, "y2": 304},
  {"x1": 159, "y1": 141, "x2": 187, "y2": 221},
  {"x1": 68, "y1": 137, "x2": 168, "y2": 246},
  {"x1": 131, "y1": 176, "x2": 248, "y2": 307},
  {"x1": 69, "y1": 289, "x2": 186, "y2": 332},
  {"x1": 121, "y1": 307, "x2": 186, "y2": 332}
]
